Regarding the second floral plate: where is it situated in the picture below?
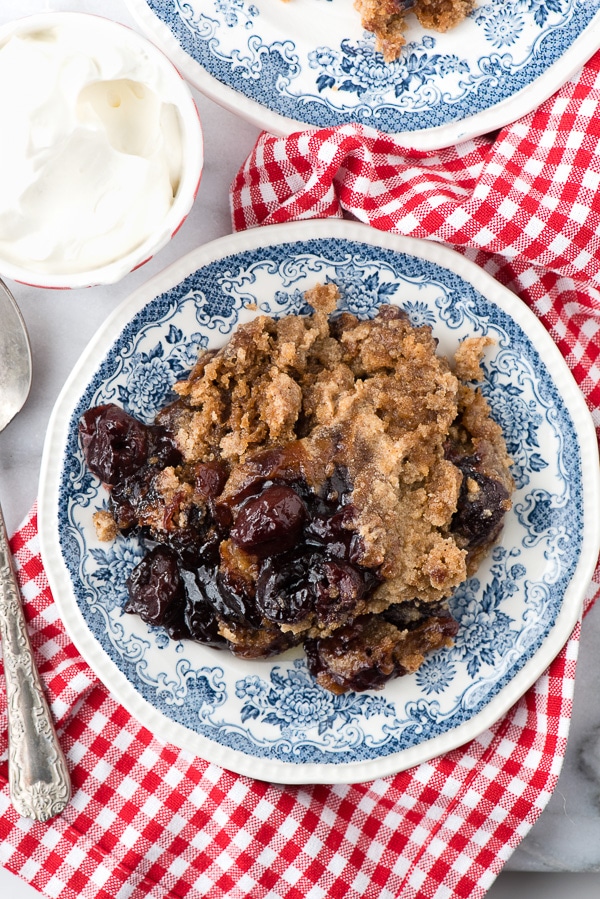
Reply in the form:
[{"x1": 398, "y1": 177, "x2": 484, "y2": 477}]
[
  {"x1": 125, "y1": 0, "x2": 600, "y2": 148},
  {"x1": 39, "y1": 220, "x2": 599, "y2": 783}
]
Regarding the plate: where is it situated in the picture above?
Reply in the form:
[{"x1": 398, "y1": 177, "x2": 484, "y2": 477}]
[
  {"x1": 124, "y1": 0, "x2": 600, "y2": 149},
  {"x1": 39, "y1": 220, "x2": 600, "y2": 784}
]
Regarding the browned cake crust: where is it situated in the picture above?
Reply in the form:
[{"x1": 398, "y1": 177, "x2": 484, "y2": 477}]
[
  {"x1": 354, "y1": 0, "x2": 474, "y2": 61},
  {"x1": 354, "y1": 0, "x2": 408, "y2": 62},
  {"x1": 80, "y1": 284, "x2": 513, "y2": 694},
  {"x1": 414, "y1": 0, "x2": 474, "y2": 31}
]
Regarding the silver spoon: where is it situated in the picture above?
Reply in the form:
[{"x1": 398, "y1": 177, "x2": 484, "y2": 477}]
[{"x1": 0, "y1": 279, "x2": 71, "y2": 821}]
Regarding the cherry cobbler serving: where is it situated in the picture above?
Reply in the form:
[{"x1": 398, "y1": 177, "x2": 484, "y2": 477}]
[{"x1": 79, "y1": 284, "x2": 513, "y2": 694}]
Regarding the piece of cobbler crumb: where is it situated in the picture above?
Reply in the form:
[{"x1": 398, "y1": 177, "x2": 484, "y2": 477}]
[
  {"x1": 453, "y1": 336, "x2": 494, "y2": 381},
  {"x1": 93, "y1": 509, "x2": 118, "y2": 542}
]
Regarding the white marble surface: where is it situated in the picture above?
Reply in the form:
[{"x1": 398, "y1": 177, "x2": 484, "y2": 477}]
[{"x1": 0, "y1": 1, "x2": 599, "y2": 896}]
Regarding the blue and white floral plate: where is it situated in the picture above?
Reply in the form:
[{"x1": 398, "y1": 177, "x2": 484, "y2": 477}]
[
  {"x1": 39, "y1": 220, "x2": 600, "y2": 783},
  {"x1": 124, "y1": 0, "x2": 600, "y2": 149}
]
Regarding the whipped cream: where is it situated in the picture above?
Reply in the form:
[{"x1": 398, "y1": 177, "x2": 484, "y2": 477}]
[{"x1": 0, "y1": 20, "x2": 184, "y2": 275}]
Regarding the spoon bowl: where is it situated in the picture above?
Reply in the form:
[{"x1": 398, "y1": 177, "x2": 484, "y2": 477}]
[
  {"x1": 0, "y1": 281, "x2": 31, "y2": 432},
  {"x1": 0, "y1": 279, "x2": 71, "y2": 821}
]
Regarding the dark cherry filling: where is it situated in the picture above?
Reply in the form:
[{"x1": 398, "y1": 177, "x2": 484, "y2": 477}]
[
  {"x1": 124, "y1": 545, "x2": 188, "y2": 639},
  {"x1": 305, "y1": 608, "x2": 459, "y2": 693},
  {"x1": 451, "y1": 462, "x2": 510, "y2": 549},
  {"x1": 230, "y1": 485, "x2": 308, "y2": 558},
  {"x1": 383, "y1": 598, "x2": 458, "y2": 632},
  {"x1": 194, "y1": 461, "x2": 229, "y2": 501},
  {"x1": 179, "y1": 567, "x2": 230, "y2": 645},
  {"x1": 79, "y1": 403, "x2": 181, "y2": 486},
  {"x1": 79, "y1": 403, "x2": 183, "y2": 532},
  {"x1": 444, "y1": 443, "x2": 511, "y2": 551},
  {"x1": 80, "y1": 405, "x2": 382, "y2": 655},
  {"x1": 79, "y1": 404, "x2": 149, "y2": 485},
  {"x1": 80, "y1": 402, "x2": 507, "y2": 692},
  {"x1": 256, "y1": 551, "x2": 379, "y2": 627},
  {"x1": 304, "y1": 628, "x2": 407, "y2": 693}
]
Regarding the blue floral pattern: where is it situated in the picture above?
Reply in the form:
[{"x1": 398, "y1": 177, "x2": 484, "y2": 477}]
[
  {"x1": 215, "y1": 0, "x2": 259, "y2": 29},
  {"x1": 49, "y1": 228, "x2": 592, "y2": 778},
  {"x1": 133, "y1": 0, "x2": 600, "y2": 140},
  {"x1": 310, "y1": 36, "x2": 470, "y2": 104},
  {"x1": 237, "y1": 662, "x2": 392, "y2": 741},
  {"x1": 450, "y1": 550, "x2": 523, "y2": 678},
  {"x1": 110, "y1": 322, "x2": 206, "y2": 421},
  {"x1": 480, "y1": 363, "x2": 547, "y2": 490},
  {"x1": 475, "y1": 0, "x2": 567, "y2": 46},
  {"x1": 90, "y1": 537, "x2": 145, "y2": 613},
  {"x1": 403, "y1": 300, "x2": 437, "y2": 329}
]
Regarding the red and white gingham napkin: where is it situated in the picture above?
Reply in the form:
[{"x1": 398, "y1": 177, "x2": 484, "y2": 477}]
[{"x1": 2, "y1": 54, "x2": 600, "y2": 899}]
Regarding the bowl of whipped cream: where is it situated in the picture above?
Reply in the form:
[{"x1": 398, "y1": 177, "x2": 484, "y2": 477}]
[{"x1": 0, "y1": 12, "x2": 203, "y2": 288}]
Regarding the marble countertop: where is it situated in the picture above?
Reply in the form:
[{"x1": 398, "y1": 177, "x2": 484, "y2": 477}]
[{"x1": 0, "y1": 1, "x2": 599, "y2": 895}]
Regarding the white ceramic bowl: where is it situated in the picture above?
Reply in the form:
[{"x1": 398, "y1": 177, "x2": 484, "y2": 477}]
[{"x1": 0, "y1": 12, "x2": 203, "y2": 289}]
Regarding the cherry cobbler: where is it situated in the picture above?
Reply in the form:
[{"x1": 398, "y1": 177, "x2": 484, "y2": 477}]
[{"x1": 79, "y1": 284, "x2": 513, "y2": 694}]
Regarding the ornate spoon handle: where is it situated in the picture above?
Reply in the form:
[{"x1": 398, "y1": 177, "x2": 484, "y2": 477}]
[{"x1": 0, "y1": 504, "x2": 71, "y2": 821}]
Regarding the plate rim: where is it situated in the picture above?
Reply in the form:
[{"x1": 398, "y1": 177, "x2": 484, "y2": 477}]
[
  {"x1": 124, "y1": 0, "x2": 600, "y2": 149},
  {"x1": 39, "y1": 219, "x2": 600, "y2": 783}
]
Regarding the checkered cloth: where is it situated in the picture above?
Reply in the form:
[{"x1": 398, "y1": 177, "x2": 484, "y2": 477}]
[{"x1": 2, "y1": 57, "x2": 600, "y2": 899}]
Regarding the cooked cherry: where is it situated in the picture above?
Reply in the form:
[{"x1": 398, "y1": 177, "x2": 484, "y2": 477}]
[
  {"x1": 215, "y1": 567, "x2": 263, "y2": 628},
  {"x1": 230, "y1": 484, "x2": 307, "y2": 558},
  {"x1": 194, "y1": 530, "x2": 221, "y2": 568},
  {"x1": 79, "y1": 404, "x2": 149, "y2": 485},
  {"x1": 180, "y1": 569, "x2": 225, "y2": 646},
  {"x1": 184, "y1": 560, "x2": 262, "y2": 629},
  {"x1": 212, "y1": 501, "x2": 234, "y2": 532},
  {"x1": 79, "y1": 404, "x2": 181, "y2": 488},
  {"x1": 109, "y1": 465, "x2": 157, "y2": 529},
  {"x1": 149, "y1": 426, "x2": 182, "y2": 469},
  {"x1": 313, "y1": 559, "x2": 375, "y2": 625},
  {"x1": 255, "y1": 551, "x2": 377, "y2": 626},
  {"x1": 125, "y1": 545, "x2": 185, "y2": 628},
  {"x1": 304, "y1": 505, "x2": 357, "y2": 559},
  {"x1": 194, "y1": 461, "x2": 229, "y2": 500},
  {"x1": 320, "y1": 466, "x2": 353, "y2": 506},
  {"x1": 305, "y1": 618, "x2": 406, "y2": 692},
  {"x1": 255, "y1": 551, "x2": 316, "y2": 624},
  {"x1": 216, "y1": 450, "x2": 285, "y2": 510},
  {"x1": 165, "y1": 524, "x2": 206, "y2": 569},
  {"x1": 452, "y1": 464, "x2": 509, "y2": 550},
  {"x1": 384, "y1": 600, "x2": 459, "y2": 637},
  {"x1": 221, "y1": 445, "x2": 309, "y2": 508},
  {"x1": 304, "y1": 620, "x2": 399, "y2": 692}
]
